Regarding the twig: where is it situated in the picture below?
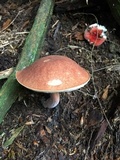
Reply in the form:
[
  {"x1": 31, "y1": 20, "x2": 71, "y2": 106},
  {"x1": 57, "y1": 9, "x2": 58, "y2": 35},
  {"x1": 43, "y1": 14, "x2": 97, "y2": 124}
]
[
  {"x1": 73, "y1": 12, "x2": 113, "y2": 130},
  {"x1": 15, "y1": 31, "x2": 29, "y2": 35},
  {"x1": 94, "y1": 64, "x2": 120, "y2": 72},
  {"x1": 75, "y1": 13, "x2": 113, "y2": 130},
  {"x1": 90, "y1": 47, "x2": 113, "y2": 130},
  {"x1": 0, "y1": 42, "x2": 13, "y2": 48},
  {"x1": 88, "y1": 14, "x2": 113, "y2": 130},
  {"x1": 73, "y1": 12, "x2": 98, "y2": 23}
]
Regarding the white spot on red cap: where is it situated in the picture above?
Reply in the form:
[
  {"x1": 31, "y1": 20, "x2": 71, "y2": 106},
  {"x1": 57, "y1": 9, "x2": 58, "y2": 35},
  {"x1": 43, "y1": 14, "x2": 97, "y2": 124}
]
[{"x1": 47, "y1": 79, "x2": 62, "y2": 86}]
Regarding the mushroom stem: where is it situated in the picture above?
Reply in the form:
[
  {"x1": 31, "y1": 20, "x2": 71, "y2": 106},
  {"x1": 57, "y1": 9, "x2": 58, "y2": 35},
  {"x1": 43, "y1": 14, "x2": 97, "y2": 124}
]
[{"x1": 41, "y1": 92, "x2": 60, "y2": 108}]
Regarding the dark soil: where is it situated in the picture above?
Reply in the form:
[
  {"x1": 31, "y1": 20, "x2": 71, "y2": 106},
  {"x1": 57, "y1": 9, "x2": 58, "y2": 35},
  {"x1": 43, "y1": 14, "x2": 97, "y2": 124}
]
[{"x1": 0, "y1": 0, "x2": 120, "y2": 160}]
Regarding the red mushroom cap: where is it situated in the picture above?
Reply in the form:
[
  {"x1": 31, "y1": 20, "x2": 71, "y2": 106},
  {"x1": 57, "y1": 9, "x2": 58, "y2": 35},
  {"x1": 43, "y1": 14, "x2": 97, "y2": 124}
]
[
  {"x1": 16, "y1": 55, "x2": 90, "y2": 93},
  {"x1": 84, "y1": 23, "x2": 107, "y2": 46}
]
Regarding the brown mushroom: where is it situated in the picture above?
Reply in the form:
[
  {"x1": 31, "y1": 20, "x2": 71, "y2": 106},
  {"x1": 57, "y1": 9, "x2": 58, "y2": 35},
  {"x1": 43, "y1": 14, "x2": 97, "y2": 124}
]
[{"x1": 16, "y1": 55, "x2": 90, "y2": 108}]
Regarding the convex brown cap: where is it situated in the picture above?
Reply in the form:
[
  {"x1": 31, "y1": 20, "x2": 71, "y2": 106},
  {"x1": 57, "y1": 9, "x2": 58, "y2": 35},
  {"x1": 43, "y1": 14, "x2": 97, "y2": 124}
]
[{"x1": 16, "y1": 55, "x2": 90, "y2": 92}]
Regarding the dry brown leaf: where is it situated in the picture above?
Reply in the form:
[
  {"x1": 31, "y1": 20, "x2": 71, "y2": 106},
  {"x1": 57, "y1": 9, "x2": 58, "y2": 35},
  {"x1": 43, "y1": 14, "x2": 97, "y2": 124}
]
[
  {"x1": 2, "y1": 19, "x2": 12, "y2": 30},
  {"x1": 102, "y1": 85, "x2": 110, "y2": 100},
  {"x1": 95, "y1": 120, "x2": 108, "y2": 142}
]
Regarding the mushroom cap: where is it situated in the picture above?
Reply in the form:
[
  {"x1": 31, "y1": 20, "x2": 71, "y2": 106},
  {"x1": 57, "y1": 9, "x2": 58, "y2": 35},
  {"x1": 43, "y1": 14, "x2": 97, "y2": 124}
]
[
  {"x1": 16, "y1": 55, "x2": 90, "y2": 93},
  {"x1": 84, "y1": 24, "x2": 107, "y2": 46}
]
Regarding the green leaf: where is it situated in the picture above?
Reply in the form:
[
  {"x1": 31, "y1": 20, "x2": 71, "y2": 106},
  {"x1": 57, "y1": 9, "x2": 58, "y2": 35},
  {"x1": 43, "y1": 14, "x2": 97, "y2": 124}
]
[{"x1": 2, "y1": 125, "x2": 25, "y2": 149}]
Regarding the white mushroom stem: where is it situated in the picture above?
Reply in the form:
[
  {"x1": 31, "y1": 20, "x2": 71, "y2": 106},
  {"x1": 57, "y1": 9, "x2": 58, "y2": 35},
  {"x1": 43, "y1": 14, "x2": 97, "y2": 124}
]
[{"x1": 41, "y1": 92, "x2": 60, "y2": 108}]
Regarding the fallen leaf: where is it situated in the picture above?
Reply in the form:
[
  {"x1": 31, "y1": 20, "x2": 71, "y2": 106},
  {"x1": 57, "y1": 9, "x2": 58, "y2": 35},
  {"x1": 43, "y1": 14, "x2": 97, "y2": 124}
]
[
  {"x1": 95, "y1": 120, "x2": 108, "y2": 142},
  {"x1": 2, "y1": 19, "x2": 11, "y2": 30},
  {"x1": 3, "y1": 125, "x2": 25, "y2": 149},
  {"x1": 90, "y1": 120, "x2": 108, "y2": 150}
]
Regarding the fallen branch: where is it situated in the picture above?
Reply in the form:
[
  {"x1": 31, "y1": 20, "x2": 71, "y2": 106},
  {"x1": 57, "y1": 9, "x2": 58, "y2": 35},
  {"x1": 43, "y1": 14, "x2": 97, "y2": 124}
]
[{"x1": 0, "y1": 0, "x2": 54, "y2": 123}]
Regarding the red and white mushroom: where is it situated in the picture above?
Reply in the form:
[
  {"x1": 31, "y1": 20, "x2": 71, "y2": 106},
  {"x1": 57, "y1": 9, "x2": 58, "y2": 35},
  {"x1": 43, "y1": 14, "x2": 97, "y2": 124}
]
[
  {"x1": 16, "y1": 55, "x2": 90, "y2": 108},
  {"x1": 84, "y1": 23, "x2": 107, "y2": 46}
]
